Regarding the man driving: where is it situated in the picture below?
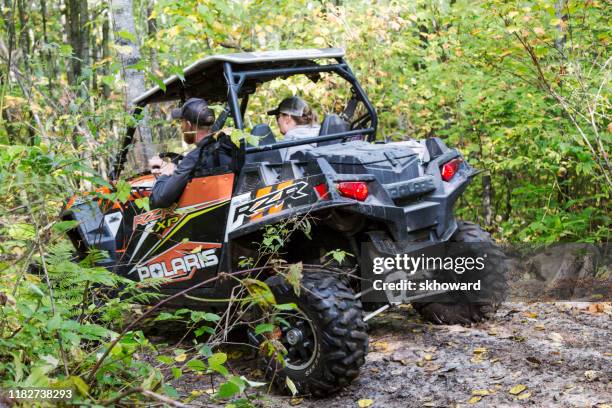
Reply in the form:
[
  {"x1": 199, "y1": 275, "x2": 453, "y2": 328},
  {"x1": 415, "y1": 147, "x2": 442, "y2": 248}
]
[{"x1": 148, "y1": 98, "x2": 237, "y2": 209}]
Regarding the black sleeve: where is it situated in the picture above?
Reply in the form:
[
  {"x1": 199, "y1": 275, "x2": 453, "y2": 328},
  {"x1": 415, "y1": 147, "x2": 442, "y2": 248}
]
[{"x1": 149, "y1": 148, "x2": 200, "y2": 209}]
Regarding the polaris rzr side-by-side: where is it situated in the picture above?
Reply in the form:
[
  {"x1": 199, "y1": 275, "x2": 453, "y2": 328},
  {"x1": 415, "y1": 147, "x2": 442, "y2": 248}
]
[{"x1": 62, "y1": 48, "x2": 506, "y2": 396}]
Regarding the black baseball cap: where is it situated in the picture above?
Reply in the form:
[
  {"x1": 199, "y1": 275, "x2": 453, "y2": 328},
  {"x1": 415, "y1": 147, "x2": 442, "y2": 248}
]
[
  {"x1": 267, "y1": 96, "x2": 308, "y2": 117},
  {"x1": 171, "y1": 98, "x2": 215, "y2": 126}
]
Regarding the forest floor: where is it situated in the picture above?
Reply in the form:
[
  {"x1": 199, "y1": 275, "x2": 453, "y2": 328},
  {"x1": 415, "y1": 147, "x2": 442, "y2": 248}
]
[{"x1": 159, "y1": 301, "x2": 611, "y2": 408}]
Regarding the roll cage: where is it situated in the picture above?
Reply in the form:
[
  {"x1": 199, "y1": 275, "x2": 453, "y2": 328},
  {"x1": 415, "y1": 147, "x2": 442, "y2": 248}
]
[{"x1": 112, "y1": 48, "x2": 378, "y2": 180}]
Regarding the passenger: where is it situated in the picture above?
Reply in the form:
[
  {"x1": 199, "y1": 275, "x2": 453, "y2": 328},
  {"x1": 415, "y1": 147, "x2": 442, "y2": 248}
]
[
  {"x1": 268, "y1": 96, "x2": 320, "y2": 140},
  {"x1": 267, "y1": 96, "x2": 320, "y2": 159}
]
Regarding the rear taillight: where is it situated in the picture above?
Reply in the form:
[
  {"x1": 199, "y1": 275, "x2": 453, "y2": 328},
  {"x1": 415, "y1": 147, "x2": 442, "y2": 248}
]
[
  {"x1": 314, "y1": 183, "x2": 329, "y2": 200},
  {"x1": 336, "y1": 181, "x2": 369, "y2": 201},
  {"x1": 440, "y1": 158, "x2": 463, "y2": 182}
]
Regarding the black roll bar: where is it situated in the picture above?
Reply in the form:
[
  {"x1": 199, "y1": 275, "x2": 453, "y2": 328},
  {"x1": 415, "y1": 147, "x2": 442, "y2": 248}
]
[
  {"x1": 111, "y1": 58, "x2": 378, "y2": 180},
  {"x1": 245, "y1": 128, "x2": 375, "y2": 153}
]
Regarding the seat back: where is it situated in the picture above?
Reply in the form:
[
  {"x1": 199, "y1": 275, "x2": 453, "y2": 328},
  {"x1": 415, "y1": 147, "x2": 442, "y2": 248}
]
[
  {"x1": 317, "y1": 114, "x2": 349, "y2": 146},
  {"x1": 245, "y1": 124, "x2": 283, "y2": 163},
  {"x1": 250, "y1": 124, "x2": 276, "y2": 145}
]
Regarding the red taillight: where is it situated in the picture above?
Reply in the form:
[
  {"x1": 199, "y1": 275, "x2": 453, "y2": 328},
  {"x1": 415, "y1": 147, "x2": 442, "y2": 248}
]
[
  {"x1": 440, "y1": 158, "x2": 462, "y2": 182},
  {"x1": 314, "y1": 183, "x2": 329, "y2": 200},
  {"x1": 336, "y1": 181, "x2": 369, "y2": 201}
]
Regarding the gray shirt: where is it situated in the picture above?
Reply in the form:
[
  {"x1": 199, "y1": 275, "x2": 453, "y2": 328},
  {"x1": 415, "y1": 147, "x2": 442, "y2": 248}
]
[{"x1": 283, "y1": 125, "x2": 320, "y2": 160}]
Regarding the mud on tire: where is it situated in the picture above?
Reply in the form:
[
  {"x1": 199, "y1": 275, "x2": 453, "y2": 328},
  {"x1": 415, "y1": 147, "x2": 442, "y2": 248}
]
[
  {"x1": 412, "y1": 221, "x2": 508, "y2": 325},
  {"x1": 263, "y1": 272, "x2": 368, "y2": 397}
]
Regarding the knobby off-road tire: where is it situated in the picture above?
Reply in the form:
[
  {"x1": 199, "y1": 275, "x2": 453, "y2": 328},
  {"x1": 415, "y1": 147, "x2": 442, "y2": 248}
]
[
  {"x1": 412, "y1": 221, "x2": 508, "y2": 325},
  {"x1": 264, "y1": 272, "x2": 368, "y2": 397}
]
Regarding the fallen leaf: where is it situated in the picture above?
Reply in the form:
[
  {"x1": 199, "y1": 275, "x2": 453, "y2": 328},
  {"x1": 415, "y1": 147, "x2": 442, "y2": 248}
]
[
  {"x1": 468, "y1": 396, "x2": 482, "y2": 404},
  {"x1": 548, "y1": 332, "x2": 563, "y2": 344},
  {"x1": 472, "y1": 389, "x2": 490, "y2": 396},
  {"x1": 174, "y1": 353, "x2": 187, "y2": 362},
  {"x1": 526, "y1": 356, "x2": 541, "y2": 366},
  {"x1": 357, "y1": 399, "x2": 374, "y2": 408},
  {"x1": 517, "y1": 392, "x2": 531, "y2": 400},
  {"x1": 534, "y1": 324, "x2": 545, "y2": 331},
  {"x1": 584, "y1": 370, "x2": 600, "y2": 381},
  {"x1": 424, "y1": 353, "x2": 433, "y2": 361},
  {"x1": 371, "y1": 341, "x2": 389, "y2": 352},
  {"x1": 509, "y1": 384, "x2": 527, "y2": 395},
  {"x1": 370, "y1": 367, "x2": 379, "y2": 373},
  {"x1": 522, "y1": 312, "x2": 538, "y2": 319},
  {"x1": 586, "y1": 303, "x2": 609, "y2": 314},
  {"x1": 290, "y1": 397, "x2": 304, "y2": 406},
  {"x1": 473, "y1": 347, "x2": 487, "y2": 355}
]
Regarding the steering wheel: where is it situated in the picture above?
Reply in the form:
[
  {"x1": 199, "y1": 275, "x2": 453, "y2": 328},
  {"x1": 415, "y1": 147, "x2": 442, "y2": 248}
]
[{"x1": 158, "y1": 152, "x2": 184, "y2": 165}]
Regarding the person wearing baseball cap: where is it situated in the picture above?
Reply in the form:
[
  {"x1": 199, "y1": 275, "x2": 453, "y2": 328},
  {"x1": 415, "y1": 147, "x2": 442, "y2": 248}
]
[
  {"x1": 268, "y1": 96, "x2": 320, "y2": 140},
  {"x1": 149, "y1": 98, "x2": 238, "y2": 209}
]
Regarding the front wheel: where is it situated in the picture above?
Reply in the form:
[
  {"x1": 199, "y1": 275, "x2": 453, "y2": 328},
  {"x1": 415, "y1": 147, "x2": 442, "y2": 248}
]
[
  {"x1": 262, "y1": 272, "x2": 368, "y2": 397},
  {"x1": 412, "y1": 221, "x2": 508, "y2": 325}
]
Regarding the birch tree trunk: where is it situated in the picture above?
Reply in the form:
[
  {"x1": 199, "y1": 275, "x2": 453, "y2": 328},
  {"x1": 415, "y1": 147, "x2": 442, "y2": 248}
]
[{"x1": 110, "y1": 0, "x2": 153, "y2": 164}]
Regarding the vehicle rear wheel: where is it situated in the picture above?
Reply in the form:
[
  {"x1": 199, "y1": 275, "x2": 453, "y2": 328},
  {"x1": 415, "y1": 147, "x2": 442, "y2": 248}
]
[
  {"x1": 412, "y1": 221, "x2": 507, "y2": 325},
  {"x1": 262, "y1": 272, "x2": 368, "y2": 396}
]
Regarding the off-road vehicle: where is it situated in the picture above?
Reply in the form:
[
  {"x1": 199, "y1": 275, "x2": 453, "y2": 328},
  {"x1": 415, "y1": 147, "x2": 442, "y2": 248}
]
[{"x1": 62, "y1": 48, "x2": 506, "y2": 396}]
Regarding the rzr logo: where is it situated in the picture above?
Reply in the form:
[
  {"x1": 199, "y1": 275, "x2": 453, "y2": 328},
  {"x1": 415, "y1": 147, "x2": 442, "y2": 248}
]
[
  {"x1": 133, "y1": 204, "x2": 177, "y2": 228},
  {"x1": 233, "y1": 181, "x2": 308, "y2": 223}
]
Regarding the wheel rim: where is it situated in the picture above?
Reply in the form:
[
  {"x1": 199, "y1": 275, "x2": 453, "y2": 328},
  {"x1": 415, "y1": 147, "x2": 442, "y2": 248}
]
[{"x1": 280, "y1": 308, "x2": 317, "y2": 371}]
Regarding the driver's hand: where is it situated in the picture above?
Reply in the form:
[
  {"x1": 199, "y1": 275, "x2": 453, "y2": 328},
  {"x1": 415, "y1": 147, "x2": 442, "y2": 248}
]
[
  {"x1": 159, "y1": 162, "x2": 176, "y2": 176},
  {"x1": 149, "y1": 156, "x2": 175, "y2": 176},
  {"x1": 149, "y1": 156, "x2": 163, "y2": 175}
]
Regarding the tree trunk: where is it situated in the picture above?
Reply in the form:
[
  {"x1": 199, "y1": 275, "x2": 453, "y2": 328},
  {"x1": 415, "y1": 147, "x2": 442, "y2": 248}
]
[
  {"x1": 63, "y1": 0, "x2": 90, "y2": 87},
  {"x1": 110, "y1": 0, "x2": 153, "y2": 164},
  {"x1": 16, "y1": 0, "x2": 30, "y2": 72},
  {"x1": 40, "y1": 0, "x2": 55, "y2": 92},
  {"x1": 482, "y1": 173, "x2": 492, "y2": 228},
  {"x1": 101, "y1": 11, "x2": 111, "y2": 98}
]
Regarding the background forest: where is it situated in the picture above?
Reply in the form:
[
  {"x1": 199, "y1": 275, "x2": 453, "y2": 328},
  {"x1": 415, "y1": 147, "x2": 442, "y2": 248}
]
[{"x1": 0, "y1": 0, "x2": 609, "y2": 406}]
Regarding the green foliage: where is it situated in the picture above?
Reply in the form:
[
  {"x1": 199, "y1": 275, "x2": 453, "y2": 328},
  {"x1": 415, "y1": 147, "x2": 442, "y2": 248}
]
[{"x1": 0, "y1": 0, "x2": 610, "y2": 405}]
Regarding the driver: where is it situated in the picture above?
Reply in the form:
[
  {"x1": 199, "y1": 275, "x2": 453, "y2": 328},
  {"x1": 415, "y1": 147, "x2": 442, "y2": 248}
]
[{"x1": 148, "y1": 98, "x2": 238, "y2": 209}]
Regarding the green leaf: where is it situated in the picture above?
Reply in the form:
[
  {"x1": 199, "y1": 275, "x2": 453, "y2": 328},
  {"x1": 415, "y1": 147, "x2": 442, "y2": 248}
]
[
  {"x1": 116, "y1": 30, "x2": 136, "y2": 43},
  {"x1": 115, "y1": 180, "x2": 132, "y2": 203},
  {"x1": 171, "y1": 367, "x2": 182, "y2": 379},
  {"x1": 146, "y1": 72, "x2": 166, "y2": 92},
  {"x1": 216, "y1": 380, "x2": 240, "y2": 399},
  {"x1": 157, "y1": 355, "x2": 173, "y2": 364},
  {"x1": 134, "y1": 197, "x2": 150, "y2": 211},
  {"x1": 255, "y1": 323, "x2": 275, "y2": 335},
  {"x1": 162, "y1": 384, "x2": 179, "y2": 399},
  {"x1": 186, "y1": 359, "x2": 206, "y2": 371},
  {"x1": 273, "y1": 303, "x2": 297, "y2": 311},
  {"x1": 69, "y1": 376, "x2": 89, "y2": 396},
  {"x1": 216, "y1": 376, "x2": 246, "y2": 399},
  {"x1": 194, "y1": 325, "x2": 215, "y2": 337},
  {"x1": 53, "y1": 220, "x2": 79, "y2": 233},
  {"x1": 28, "y1": 283, "x2": 45, "y2": 298},
  {"x1": 208, "y1": 352, "x2": 227, "y2": 366},
  {"x1": 242, "y1": 279, "x2": 276, "y2": 306}
]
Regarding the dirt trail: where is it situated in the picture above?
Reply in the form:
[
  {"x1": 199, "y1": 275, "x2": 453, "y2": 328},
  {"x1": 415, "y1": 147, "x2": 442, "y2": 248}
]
[{"x1": 169, "y1": 302, "x2": 611, "y2": 408}]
